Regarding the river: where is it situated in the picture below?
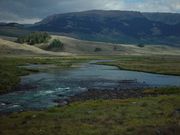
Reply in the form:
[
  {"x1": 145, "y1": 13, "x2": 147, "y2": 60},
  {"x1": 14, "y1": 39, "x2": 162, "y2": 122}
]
[{"x1": 0, "y1": 60, "x2": 180, "y2": 113}]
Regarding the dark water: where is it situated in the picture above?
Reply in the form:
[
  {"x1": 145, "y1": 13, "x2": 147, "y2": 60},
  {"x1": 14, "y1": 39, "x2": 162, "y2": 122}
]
[{"x1": 0, "y1": 60, "x2": 180, "y2": 113}]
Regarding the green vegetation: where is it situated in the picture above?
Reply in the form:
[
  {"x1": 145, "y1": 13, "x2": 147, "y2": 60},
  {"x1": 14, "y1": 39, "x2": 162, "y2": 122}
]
[
  {"x1": 98, "y1": 55, "x2": 180, "y2": 76},
  {"x1": 16, "y1": 32, "x2": 51, "y2": 45},
  {"x1": 137, "y1": 43, "x2": 145, "y2": 48},
  {"x1": 0, "y1": 91, "x2": 179, "y2": 135},
  {"x1": 0, "y1": 58, "x2": 37, "y2": 94},
  {"x1": 48, "y1": 39, "x2": 64, "y2": 50},
  {"x1": 94, "y1": 47, "x2": 102, "y2": 52},
  {"x1": 143, "y1": 87, "x2": 180, "y2": 95},
  {"x1": 113, "y1": 46, "x2": 117, "y2": 51}
]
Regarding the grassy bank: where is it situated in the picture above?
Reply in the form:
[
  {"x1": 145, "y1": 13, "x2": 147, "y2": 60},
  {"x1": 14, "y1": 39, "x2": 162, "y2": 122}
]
[
  {"x1": 0, "y1": 56, "x2": 95, "y2": 94},
  {"x1": 0, "y1": 87, "x2": 179, "y2": 135},
  {"x1": 143, "y1": 87, "x2": 180, "y2": 95},
  {"x1": 98, "y1": 55, "x2": 180, "y2": 76}
]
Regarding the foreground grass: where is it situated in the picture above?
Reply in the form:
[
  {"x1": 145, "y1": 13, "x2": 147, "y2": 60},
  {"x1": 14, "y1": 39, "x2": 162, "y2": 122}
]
[
  {"x1": 0, "y1": 56, "x2": 96, "y2": 94},
  {"x1": 98, "y1": 55, "x2": 180, "y2": 76},
  {"x1": 0, "y1": 91, "x2": 179, "y2": 135}
]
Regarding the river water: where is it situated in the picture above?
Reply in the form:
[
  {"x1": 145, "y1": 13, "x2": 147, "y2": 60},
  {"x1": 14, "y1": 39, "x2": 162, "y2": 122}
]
[{"x1": 0, "y1": 60, "x2": 180, "y2": 113}]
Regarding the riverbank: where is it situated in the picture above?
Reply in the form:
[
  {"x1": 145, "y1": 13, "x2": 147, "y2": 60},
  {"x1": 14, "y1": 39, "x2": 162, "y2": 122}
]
[
  {"x1": 58, "y1": 87, "x2": 180, "y2": 105},
  {"x1": 97, "y1": 55, "x2": 180, "y2": 76},
  {"x1": 0, "y1": 87, "x2": 179, "y2": 135},
  {"x1": 0, "y1": 56, "x2": 95, "y2": 94},
  {"x1": 0, "y1": 56, "x2": 180, "y2": 94},
  {"x1": 0, "y1": 55, "x2": 180, "y2": 135},
  {"x1": 1, "y1": 55, "x2": 180, "y2": 95}
]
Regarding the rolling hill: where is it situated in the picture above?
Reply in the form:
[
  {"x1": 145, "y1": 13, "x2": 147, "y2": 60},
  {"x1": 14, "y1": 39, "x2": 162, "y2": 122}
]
[
  {"x1": 47, "y1": 35, "x2": 180, "y2": 55},
  {"x1": 1, "y1": 35, "x2": 179, "y2": 56},
  {"x1": 0, "y1": 37, "x2": 71, "y2": 56}
]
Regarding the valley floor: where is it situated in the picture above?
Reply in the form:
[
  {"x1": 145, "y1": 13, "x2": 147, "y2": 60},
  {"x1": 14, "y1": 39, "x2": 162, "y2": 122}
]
[
  {"x1": 1, "y1": 55, "x2": 180, "y2": 94},
  {"x1": 0, "y1": 55, "x2": 179, "y2": 135},
  {"x1": 0, "y1": 36, "x2": 180, "y2": 135}
]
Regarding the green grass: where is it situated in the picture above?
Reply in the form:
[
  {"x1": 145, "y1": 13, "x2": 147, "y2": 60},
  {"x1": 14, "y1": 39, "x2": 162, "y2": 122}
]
[
  {"x1": 97, "y1": 55, "x2": 180, "y2": 76},
  {"x1": 0, "y1": 94, "x2": 179, "y2": 135},
  {"x1": 143, "y1": 87, "x2": 180, "y2": 95}
]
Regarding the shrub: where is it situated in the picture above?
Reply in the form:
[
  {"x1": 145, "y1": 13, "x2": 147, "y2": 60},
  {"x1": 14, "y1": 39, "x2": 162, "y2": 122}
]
[
  {"x1": 137, "y1": 43, "x2": 145, "y2": 48},
  {"x1": 94, "y1": 47, "x2": 102, "y2": 52},
  {"x1": 113, "y1": 46, "x2": 117, "y2": 51},
  {"x1": 16, "y1": 32, "x2": 51, "y2": 45},
  {"x1": 48, "y1": 39, "x2": 64, "y2": 50}
]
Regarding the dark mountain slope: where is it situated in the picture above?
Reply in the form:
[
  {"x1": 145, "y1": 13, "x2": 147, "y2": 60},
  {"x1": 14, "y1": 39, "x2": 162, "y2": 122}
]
[
  {"x1": 0, "y1": 10, "x2": 180, "y2": 46},
  {"x1": 31, "y1": 10, "x2": 180, "y2": 46},
  {"x1": 0, "y1": 23, "x2": 30, "y2": 37},
  {"x1": 143, "y1": 12, "x2": 180, "y2": 25}
]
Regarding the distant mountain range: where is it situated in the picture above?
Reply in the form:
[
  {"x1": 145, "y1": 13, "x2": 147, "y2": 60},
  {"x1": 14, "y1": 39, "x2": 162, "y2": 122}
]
[
  {"x1": 0, "y1": 23, "x2": 30, "y2": 37},
  {"x1": 1, "y1": 10, "x2": 180, "y2": 46}
]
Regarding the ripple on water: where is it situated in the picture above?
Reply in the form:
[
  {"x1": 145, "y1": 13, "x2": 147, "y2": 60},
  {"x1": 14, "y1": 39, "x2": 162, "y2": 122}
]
[{"x1": 37, "y1": 90, "x2": 55, "y2": 96}]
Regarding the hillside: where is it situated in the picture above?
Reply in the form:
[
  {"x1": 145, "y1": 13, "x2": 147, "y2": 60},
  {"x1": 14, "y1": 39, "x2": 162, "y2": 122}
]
[
  {"x1": 0, "y1": 38, "x2": 71, "y2": 56},
  {"x1": 35, "y1": 35, "x2": 180, "y2": 55},
  {"x1": 1, "y1": 10, "x2": 180, "y2": 46},
  {"x1": 143, "y1": 12, "x2": 180, "y2": 25},
  {"x1": 0, "y1": 35, "x2": 179, "y2": 56},
  {"x1": 31, "y1": 10, "x2": 180, "y2": 46}
]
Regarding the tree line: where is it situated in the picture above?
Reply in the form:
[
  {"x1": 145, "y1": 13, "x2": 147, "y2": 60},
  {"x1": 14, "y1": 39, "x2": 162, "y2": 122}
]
[{"x1": 16, "y1": 32, "x2": 51, "y2": 45}]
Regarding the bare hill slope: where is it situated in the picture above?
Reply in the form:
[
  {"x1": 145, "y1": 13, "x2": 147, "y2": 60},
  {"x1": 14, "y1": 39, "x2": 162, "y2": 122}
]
[
  {"x1": 46, "y1": 35, "x2": 180, "y2": 55},
  {"x1": 0, "y1": 38, "x2": 72, "y2": 56},
  {"x1": 1, "y1": 35, "x2": 180, "y2": 56}
]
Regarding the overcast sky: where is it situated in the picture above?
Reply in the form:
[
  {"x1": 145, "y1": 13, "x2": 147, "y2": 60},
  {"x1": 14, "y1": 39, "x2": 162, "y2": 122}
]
[{"x1": 0, "y1": 0, "x2": 180, "y2": 24}]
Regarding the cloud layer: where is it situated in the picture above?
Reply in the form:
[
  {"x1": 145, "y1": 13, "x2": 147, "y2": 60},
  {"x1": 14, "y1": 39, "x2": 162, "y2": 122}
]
[{"x1": 0, "y1": 0, "x2": 180, "y2": 24}]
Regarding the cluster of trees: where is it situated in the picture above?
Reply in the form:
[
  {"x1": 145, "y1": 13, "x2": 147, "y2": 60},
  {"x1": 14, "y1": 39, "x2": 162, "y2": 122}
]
[
  {"x1": 94, "y1": 47, "x2": 102, "y2": 52},
  {"x1": 48, "y1": 39, "x2": 64, "y2": 50},
  {"x1": 16, "y1": 32, "x2": 51, "y2": 45},
  {"x1": 137, "y1": 43, "x2": 145, "y2": 48}
]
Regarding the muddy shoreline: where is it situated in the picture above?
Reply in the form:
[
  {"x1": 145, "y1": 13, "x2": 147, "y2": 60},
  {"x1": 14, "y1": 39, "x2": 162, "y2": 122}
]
[
  {"x1": 56, "y1": 87, "x2": 159, "y2": 106},
  {"x1": 70, "y1": 89, "x2": 145, "y2": 101}
]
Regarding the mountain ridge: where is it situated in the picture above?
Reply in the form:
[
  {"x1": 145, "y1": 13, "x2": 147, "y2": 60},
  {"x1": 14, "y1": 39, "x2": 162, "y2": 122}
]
[
  {"x1": 31, "y1": 10, "x2": 180, "y2": 46},
  {"x1": 36, "y1": 10, "x2": 180, "y2": 25},
  {"x1": 1, "y1": 10, "x2": 180, "y2": 46}
]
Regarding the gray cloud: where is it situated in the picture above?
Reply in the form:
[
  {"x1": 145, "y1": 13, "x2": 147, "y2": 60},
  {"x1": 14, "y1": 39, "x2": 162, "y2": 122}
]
[{"x1": 0, "y1": 0, "x2": 180, "y2": 24}]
